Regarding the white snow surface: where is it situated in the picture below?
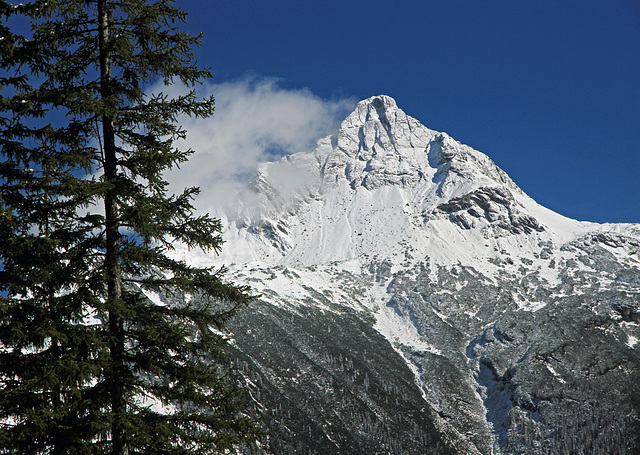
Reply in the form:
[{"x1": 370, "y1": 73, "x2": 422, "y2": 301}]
[
  {"x1": 176, "y1": 94, "x2": 640, "y2": 350},
  {"x1": 181, "y1": 94, "x2": 637, "y2": 278}
]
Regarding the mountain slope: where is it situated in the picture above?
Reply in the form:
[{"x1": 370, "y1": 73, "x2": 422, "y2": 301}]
[{"x1": 178, "y1": 95, "x2": 640, "y2": 454}]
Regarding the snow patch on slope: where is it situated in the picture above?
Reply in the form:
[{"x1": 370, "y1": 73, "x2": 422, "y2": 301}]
[{"x1": 370, "y1": 279, "x2": 440, "y2": 354}]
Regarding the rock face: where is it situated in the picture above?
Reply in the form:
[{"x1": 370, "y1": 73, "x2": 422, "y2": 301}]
[{"x1": 179, "y1": 96, "x2": 640, "y2": 454}]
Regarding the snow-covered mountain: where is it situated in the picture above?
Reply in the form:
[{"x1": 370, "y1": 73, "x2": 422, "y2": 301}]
[{"x1": 178, "y1": 95, "x2": 640, "y2": 454}]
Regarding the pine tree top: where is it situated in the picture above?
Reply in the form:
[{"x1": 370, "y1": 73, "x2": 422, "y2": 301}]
[{"x1": 1, "y1": 1, "x2": 260, "y2": 453}]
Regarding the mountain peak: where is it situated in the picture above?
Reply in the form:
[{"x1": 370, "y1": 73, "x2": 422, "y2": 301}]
[
  {"x1": 320, "y1": 95, "x2": 514, "y2": 197},
  {"x1": 218, "y1": 181, "x2": 640, "y2": 455},
  {"x1": 176, "y1": 95, "x2": 640, "y2": 455},
  {"x1": 348, "y1": 94, "x2": 399, "y2": 122},
  {"x1": 209, "y1": 95, "x2": 591, "y2": 269},
  {"x1": 321, "y1": 94, "x2": 438, "y2": 190},
  {"x1": 339, "y1": 94, "x2": 414, "y2": 140}
]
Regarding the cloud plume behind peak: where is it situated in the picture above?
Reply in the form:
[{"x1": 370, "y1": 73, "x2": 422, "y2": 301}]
[{"x1": 163, "y1": 76, "x2": 356, "y2": 214}]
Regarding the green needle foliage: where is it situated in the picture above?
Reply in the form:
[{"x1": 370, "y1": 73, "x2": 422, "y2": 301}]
[{"x1": 0, "y1": 1, "x2": 258, "y2": 453}]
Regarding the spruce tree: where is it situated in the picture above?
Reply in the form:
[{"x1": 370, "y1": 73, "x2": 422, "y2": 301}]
[{"x1": 0, "y1": 1, "x2": 257, "y2": 453}]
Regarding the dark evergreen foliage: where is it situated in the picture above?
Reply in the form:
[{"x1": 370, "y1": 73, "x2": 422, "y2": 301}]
[
  {"x1": 228, "y1": 303, "x2": 458, "y2": 455},
  {"x1": 0, "y1": 1, "x2": 257, "y2": 453}
]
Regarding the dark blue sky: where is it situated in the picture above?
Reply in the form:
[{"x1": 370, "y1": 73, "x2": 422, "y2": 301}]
[{"x1": 175, "y1": 0, "x2": 640, "y2": 223}]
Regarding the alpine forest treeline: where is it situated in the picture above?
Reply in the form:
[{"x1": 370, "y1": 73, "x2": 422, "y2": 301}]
[{"x1": 0, "y1": 1, "x2": 258, "y2": 454}]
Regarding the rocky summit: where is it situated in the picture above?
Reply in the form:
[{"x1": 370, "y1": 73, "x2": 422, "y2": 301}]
[{"x1": 170, "y1": 95, "x2": 640, "y2": 454}]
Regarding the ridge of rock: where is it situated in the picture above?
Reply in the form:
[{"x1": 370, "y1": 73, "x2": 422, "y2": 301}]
[{"x1": 318, "y1": 95, "x2": 517, "y2": 195}]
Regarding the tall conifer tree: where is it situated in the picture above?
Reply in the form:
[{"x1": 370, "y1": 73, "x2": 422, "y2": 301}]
[{"x1": 0, "y1": 1, "x2": 257, "y2": 453}]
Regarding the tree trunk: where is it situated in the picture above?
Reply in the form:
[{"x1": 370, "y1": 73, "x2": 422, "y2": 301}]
[{"x1": 98, "y1": 1, "x2": 128, "y2": 454}]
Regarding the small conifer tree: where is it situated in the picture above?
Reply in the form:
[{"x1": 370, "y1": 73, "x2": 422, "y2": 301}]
[{"x1": 0, "y1": 1, "x2": 257, "y2": 453}]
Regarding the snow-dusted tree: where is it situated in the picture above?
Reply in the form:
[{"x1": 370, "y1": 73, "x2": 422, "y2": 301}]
[{"x1": 0, "y1": 1, "x2": 257, "y2": 453}]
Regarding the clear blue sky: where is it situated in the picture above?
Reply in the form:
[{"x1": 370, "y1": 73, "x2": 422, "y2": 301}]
[{"x1": 177, "y1": 0, "x2": 640, "y2": 223}]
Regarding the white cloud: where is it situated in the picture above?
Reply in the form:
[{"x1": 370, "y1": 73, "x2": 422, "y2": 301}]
[{"x1": 159, "y1": 76, "x2": 356, "y2": 214}]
